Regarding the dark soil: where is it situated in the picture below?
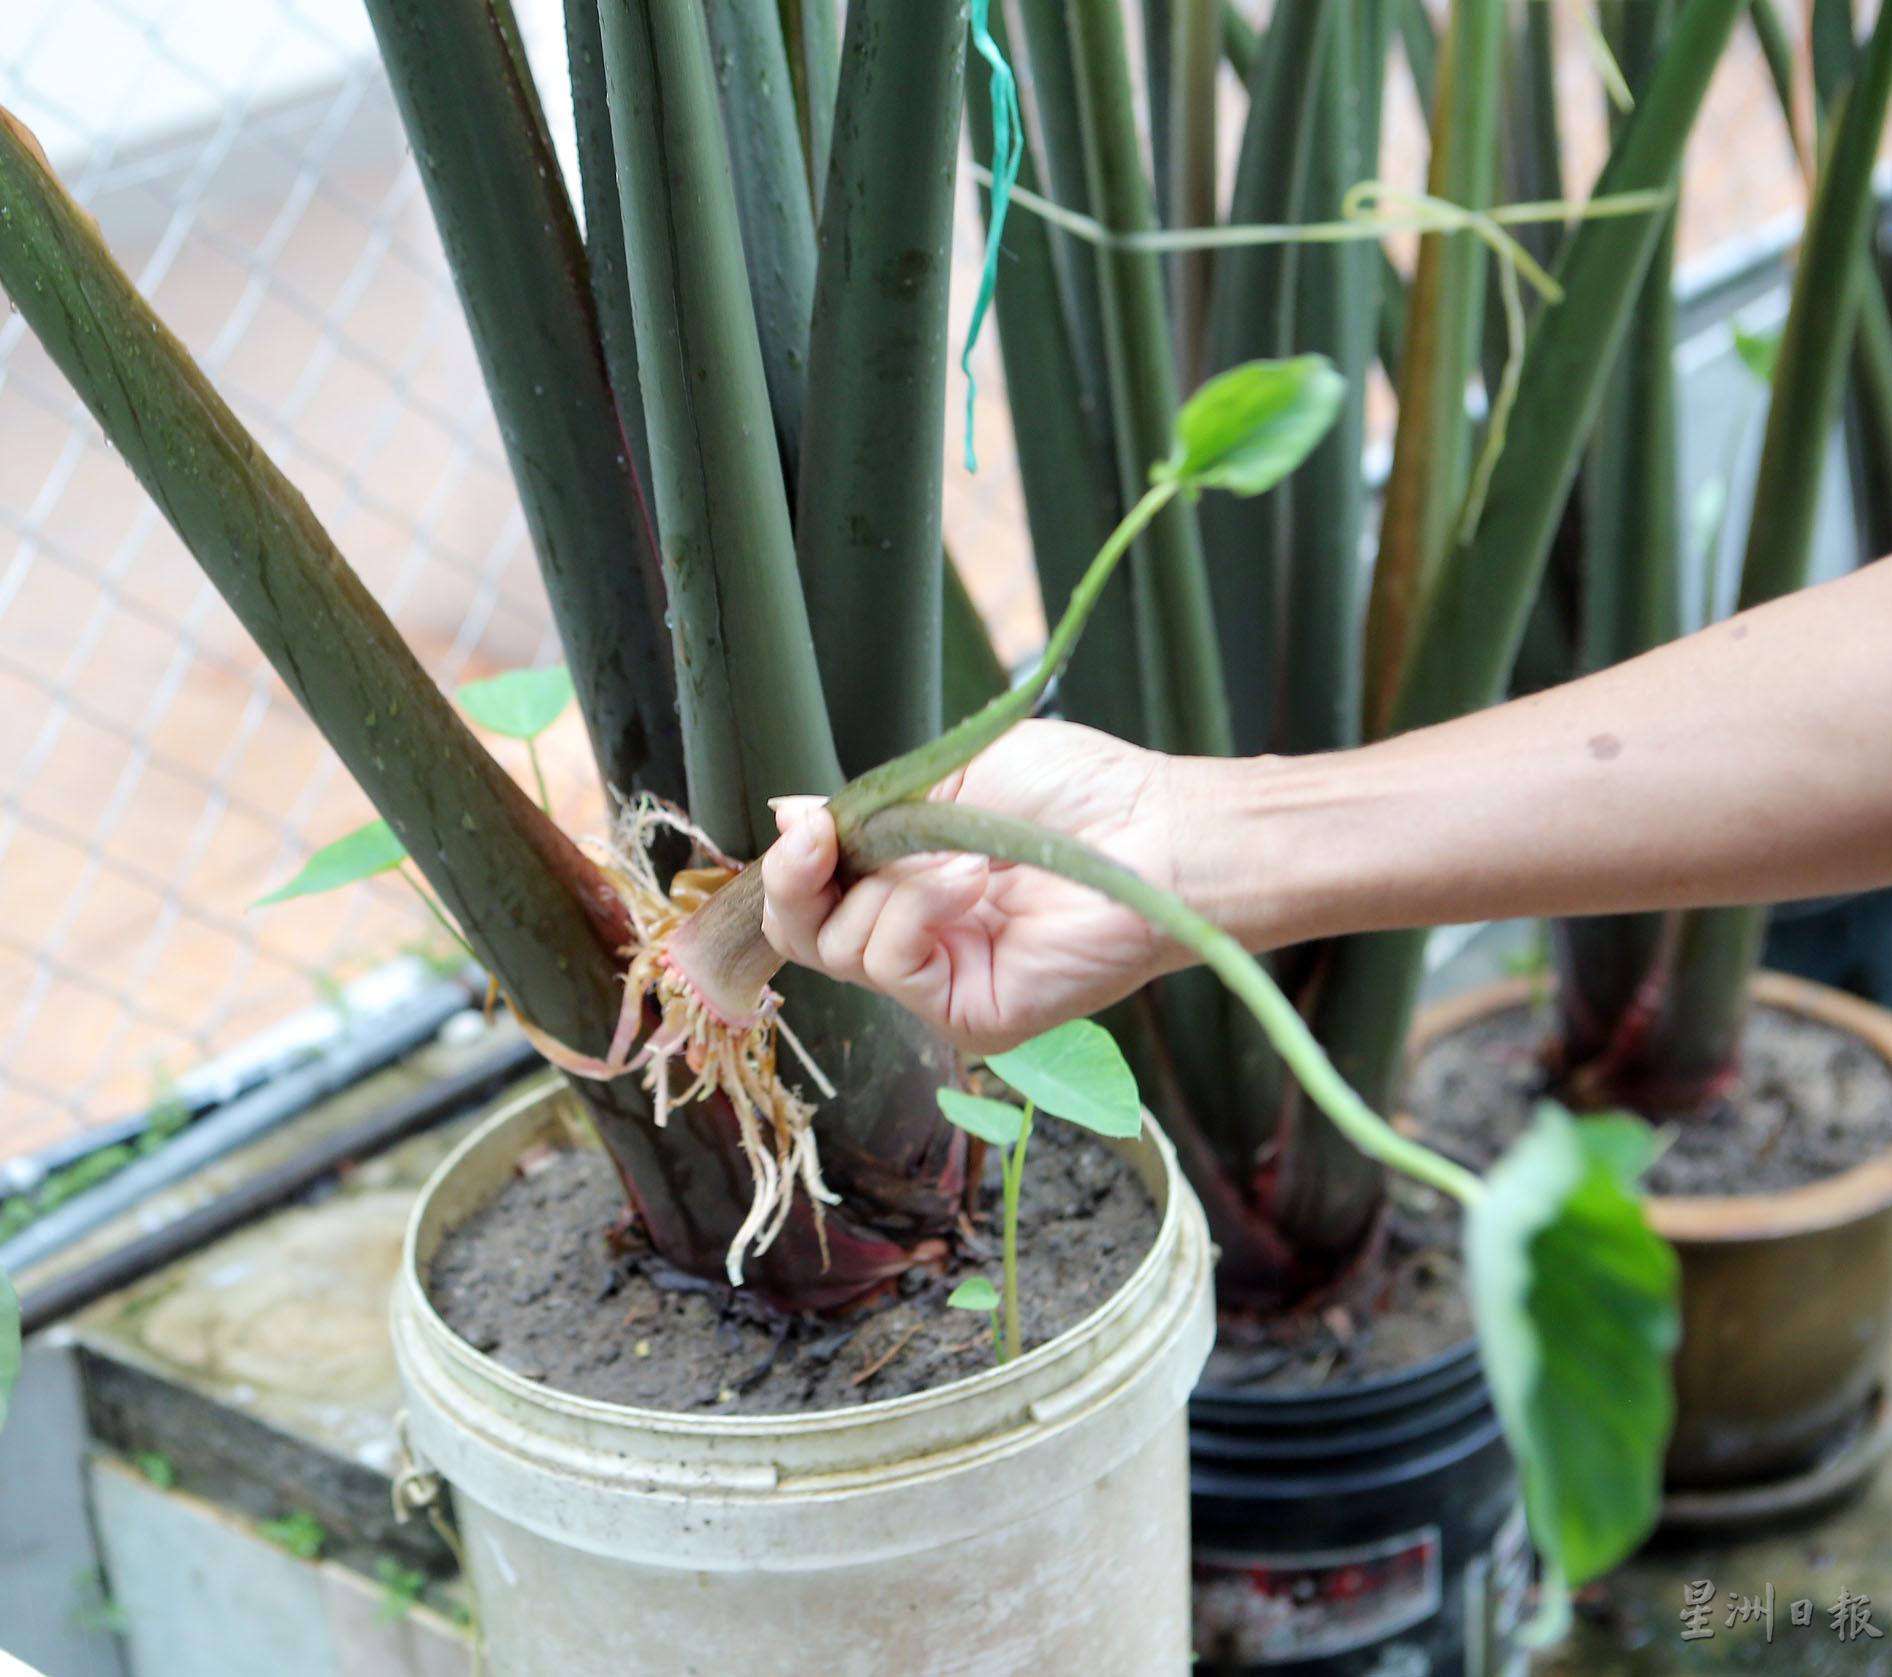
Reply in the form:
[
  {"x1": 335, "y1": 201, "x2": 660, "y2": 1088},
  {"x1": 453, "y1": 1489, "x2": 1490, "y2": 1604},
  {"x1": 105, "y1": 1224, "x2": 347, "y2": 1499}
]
[
  {"x1": 427, "y1": 1120, "x2": 1158, "y2": 1415},
  {"x1": 1200, "y1": 1178, "x2": 1472, "y2": 1392},
  {"x1": 1404, "y1": 1001, "x2": 1892, "y2": 1197}
]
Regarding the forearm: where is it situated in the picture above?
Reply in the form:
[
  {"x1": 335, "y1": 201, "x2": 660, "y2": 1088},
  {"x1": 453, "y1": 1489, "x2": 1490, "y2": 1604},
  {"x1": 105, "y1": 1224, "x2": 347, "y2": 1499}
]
[{"x1": 1178, "y1": 559, "x2": 1892, "y2": 950}]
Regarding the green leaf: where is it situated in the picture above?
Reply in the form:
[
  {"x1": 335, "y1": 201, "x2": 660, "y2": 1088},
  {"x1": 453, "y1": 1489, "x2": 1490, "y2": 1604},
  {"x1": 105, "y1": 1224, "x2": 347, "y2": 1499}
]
[
  {"x1": 948, "y1": 1276, "x2": 1000, "y2": 1312},
  {"x1": 0, "y1": 1267, "x2": 19, "y2": 1436},
  {"x1": 935, "y1": 1089, "x2": 1026, "y2": 1148},
  {"x1": 131, "y1": 1450, "x2": 176, "y2": 1490},
  {"x1": 258, "y1": 1509, "x2": 328, "y2": 1560},
  {"x1": 1466, "y1": 1104, "x2": 1679, "y2": 1637},
  {"x1": 455, "y1": 666, "x2": 576, "y2": 741},
  {"x1": 255, "y1": 820, "x2": 407, "y2": 907},
  {"x1": 1154, "y1": 356, "x2": 1347, "y2": 498},
  {"x1": 985, "y1": 1020, "x2": 1141, "y2": 1138},
  {"x1": 1732, "y1": 323, "x2": 1782, "y2": 385}
]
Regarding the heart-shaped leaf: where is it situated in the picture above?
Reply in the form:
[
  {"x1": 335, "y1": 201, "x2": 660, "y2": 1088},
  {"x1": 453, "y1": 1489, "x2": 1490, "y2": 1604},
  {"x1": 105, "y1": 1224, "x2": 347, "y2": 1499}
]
[
  {"x1": 0, "y1": 1267, "x2": 20, "y2": 1437},
  {"x1": 1153, "y1": 355, "x2": 1346, "y2": 498},
  {"x1": 455, "y1": 665, "x2": 576, "y2": 741},
  {"x1": 948, "y1": 1276, "x2": 999, "y2": 1312},
  {"x1": 984, "y1": 1019, "x2": 1140, "y2": 1137},
  {"x1": 936, "y1": 1088, "x2": 1026, "y2": 1148},
  {"x1": 1466, "y1": 1103, "x2": 1679, "y2": 1641},
  {"x1": 254, "y1": 819, "x2": 407, "y2": 906}
]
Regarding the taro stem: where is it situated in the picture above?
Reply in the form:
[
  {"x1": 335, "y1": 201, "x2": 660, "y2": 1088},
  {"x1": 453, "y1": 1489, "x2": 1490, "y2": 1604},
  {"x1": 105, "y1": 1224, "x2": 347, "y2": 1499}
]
[
  {"x1": 663, "y1": 355, "x2": 1345, "y2": 1034},
  {"x1": 847, "y1": 802, "x2": 1482, "y2": 1207},
  {"x1": 661, "y1": 475, "x2": 1182, "y2": 1008}
]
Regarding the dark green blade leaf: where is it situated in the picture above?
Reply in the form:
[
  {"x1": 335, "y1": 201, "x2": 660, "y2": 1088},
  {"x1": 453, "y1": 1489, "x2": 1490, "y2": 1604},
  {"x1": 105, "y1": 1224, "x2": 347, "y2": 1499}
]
[
  {"x1": 0, "y1": 1267, "x2": 19, "y2": 1436},
  {"x1": 1155, "y1": 356, "x2": 1346, "y2": 498},
  {"x1": 456, "y1": 666, "x2": 576, "y2": 741},
  {"x1": 985, "y1": 1020, "x2": 1141, "y2": 1138},
  {"x1": 948, "y1": 1275, "x2": 1000, "y2": 1311},
  {"x1": 1467, "y1": 1104, "x2": 1679, "y2": 1635},
  {"x1": 935, "y1": 1089, "x2": 1027, "y2": 1148},
  {"x1": 255, "y1": 820, "x2": 408, "y2": 907}
]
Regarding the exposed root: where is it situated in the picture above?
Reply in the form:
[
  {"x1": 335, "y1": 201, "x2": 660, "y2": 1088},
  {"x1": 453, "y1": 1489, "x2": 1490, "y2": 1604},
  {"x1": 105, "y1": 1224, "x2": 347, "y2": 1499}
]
[{"x1": 514, "y1": 796, "x2": 837, "y2": 1287}]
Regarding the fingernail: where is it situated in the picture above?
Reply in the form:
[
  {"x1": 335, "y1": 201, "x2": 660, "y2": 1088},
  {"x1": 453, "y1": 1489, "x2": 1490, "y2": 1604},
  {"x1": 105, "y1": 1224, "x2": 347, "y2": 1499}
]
[
  {"x1": 939, "y1": 853, "x2": 985, "y2": 882},
  {"x1": 787, "y1": 817, "x2": 821, "y2": 860}
]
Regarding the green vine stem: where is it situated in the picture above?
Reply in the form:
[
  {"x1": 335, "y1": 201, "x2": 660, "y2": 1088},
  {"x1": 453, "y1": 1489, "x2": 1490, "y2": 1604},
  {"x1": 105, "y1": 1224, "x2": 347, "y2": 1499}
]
[
  {"x1": 847, "y1": 801, "x2": 1485, "y2": 1207},
  {"x1": 827, "y1": 480, "x2": 1179, "y2": 840}
]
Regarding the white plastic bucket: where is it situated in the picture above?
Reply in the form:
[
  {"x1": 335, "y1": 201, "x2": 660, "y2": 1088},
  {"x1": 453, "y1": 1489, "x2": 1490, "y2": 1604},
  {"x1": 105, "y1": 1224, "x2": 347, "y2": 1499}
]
[{"x1": 392, "y1": 1079, "x2": 1215, "y2": 1675}]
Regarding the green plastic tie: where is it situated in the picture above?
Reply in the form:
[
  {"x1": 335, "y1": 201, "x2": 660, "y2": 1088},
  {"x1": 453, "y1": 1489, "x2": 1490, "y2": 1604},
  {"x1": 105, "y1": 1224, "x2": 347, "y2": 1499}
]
[{"x1": 962, "y1": 0, "x2": 1023, "y2": 474}]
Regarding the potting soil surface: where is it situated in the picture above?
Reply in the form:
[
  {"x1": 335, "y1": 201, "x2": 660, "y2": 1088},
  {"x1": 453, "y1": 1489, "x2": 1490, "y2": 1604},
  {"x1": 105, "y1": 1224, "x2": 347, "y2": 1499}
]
[
  {"x1": 1405, "y1": 1000, "x2": 1892, "y2": 1197},
  {"x1": 427, "y1": 1118, "x2": 1158, "y2": 1413}
]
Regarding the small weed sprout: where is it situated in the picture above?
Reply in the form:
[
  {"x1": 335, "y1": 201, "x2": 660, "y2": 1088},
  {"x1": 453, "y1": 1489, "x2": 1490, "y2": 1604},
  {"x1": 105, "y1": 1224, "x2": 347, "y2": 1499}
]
[
  {"x1": 129, "y1": 1449, "x2": 175, "y2": 1489},
  {"x1": 937, "y1": 1020, "x2": 1141, "y2": 1364},
  {"x1": 374, "y1": 1556, "x2": 428, "y2": 1625},
  {"x1": 258, "y1": 1508, "x2": 328, "y2": 1560}
]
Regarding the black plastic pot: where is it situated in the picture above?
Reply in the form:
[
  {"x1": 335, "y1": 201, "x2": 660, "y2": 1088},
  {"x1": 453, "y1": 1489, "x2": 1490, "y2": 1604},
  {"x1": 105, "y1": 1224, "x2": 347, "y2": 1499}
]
[{"x1": 1190, "y1": 1340, "x2": 1526, "y2": 1677}]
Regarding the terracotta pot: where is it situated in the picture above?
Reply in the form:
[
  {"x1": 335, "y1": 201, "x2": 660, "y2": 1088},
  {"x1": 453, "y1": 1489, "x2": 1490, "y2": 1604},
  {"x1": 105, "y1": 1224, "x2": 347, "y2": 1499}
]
[{"x1": 1408, "y1": 971, "x2": 1892, "y2": 1491}]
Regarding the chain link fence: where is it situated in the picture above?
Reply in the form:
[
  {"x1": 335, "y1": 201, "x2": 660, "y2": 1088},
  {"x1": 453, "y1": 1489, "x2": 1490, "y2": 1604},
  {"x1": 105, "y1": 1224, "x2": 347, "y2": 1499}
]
[{"x1": 0, "y1": 0, "x2": 1803, "y2": 1171}]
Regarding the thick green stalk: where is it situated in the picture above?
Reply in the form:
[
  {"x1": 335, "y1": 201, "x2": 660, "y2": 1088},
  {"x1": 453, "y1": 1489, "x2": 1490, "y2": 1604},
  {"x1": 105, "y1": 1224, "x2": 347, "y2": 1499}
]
[
  {"x1": 1556, "y1": 0, "x2": 1684, "y2": 1099},
  {"x1": 364, "y1": 0, "x2": 682, "y2": 807},
  {"x1": 777, "y1": 0, "x2": 840, "y2": 211},
  {"x1": 562, "y1": 0, "x2": 654, "y2": 515},
  {"x1": 1750, "y1": 0, "x2": 1798, "y2": 147},
  {"x1": 848, "y1": 803, "x2": 1482, "y2": 1208},
  {"x1": 1811, "y1": 0, "x2": 1859, "y2": 113},
  {"x1": 1396, "y1": 0, "x2": 1439, "y2": 113},
  {"x1": 1655, "y1": 0, "x2": 1892, "y2": 1097},
  {"x1": 0, "y1": 108, "x2": 847, "y2": 1286},
  {"x1": 1145, "y1": 0, "x2": 1175, "y2": 227},
  {"x1": 1486, "y1": 0, "x2": 1567, "y2": 394},
  {"x1": 703, "y1": 0, "x2": 818, "y2": 483},
  {"x1": 832, "y1": 483, "x2": 1181, "y2": 836},
  {"x1": 1064, "y1": 0, "x2": 1232, "y2": 759},
  {"x1": 1279, "y1": 1, "x2": 1376, "y2": 762},
  {"x1": 1386, "y1": 0, "x2": 1746, "y2": 739},
  {"x1": 797, "y1": 0, "x2": 967, "y2": 774},
  {"x1": 1169, "y1": 0, "x2": 1221, "y2": 385},
  {"x1": 1251, "y1": 4, "x2": 1386, "y2": 1268},
  {"x1": 596, "y1": 0, "x2": 954, "y2": 1190},
  {"x1": 596, "y1": 0, "x2": 841, "y2": 855},
  {"x1": 1301, "y1": 0, "x2": 1748, "y2": 1125},
  {"x1": 1199, "y1": 0, "x2": 1329, "y2": 756},
  {"x1": 1364, "y1": 0, "x2": 1502, "y2": 738},
  {"x1": 1013, "y1": 0, "x2": 1116, "y2": 462},
  {"x1": 942, "y1": 555, "x2": 1008, "y2": 727},
  {"x1": 1221, "y1": 0, "x2": 1260, "y2": 80},
  {"x1": 965, "y1": 30, "x2": 1142, "y2": 743}
]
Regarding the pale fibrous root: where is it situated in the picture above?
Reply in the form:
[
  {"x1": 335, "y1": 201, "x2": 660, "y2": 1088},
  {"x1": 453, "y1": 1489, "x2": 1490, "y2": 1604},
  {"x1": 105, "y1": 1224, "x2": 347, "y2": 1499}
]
[{"x1": 515, "y1": 796, "x2": 837, "y2": 1286}]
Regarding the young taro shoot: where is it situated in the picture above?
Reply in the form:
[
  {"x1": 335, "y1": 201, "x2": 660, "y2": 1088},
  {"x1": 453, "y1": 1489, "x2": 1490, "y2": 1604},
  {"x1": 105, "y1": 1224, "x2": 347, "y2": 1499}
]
[{"x1": 938, "y1": 1018, "x2": 1142, "y2": 1363}]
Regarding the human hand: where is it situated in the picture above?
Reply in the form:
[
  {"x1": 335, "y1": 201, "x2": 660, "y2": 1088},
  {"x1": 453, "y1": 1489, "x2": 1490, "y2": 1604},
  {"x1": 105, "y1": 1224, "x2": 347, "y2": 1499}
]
[{"x1": 760, "y1": 720, "x2": 1187, "y2": 1053}]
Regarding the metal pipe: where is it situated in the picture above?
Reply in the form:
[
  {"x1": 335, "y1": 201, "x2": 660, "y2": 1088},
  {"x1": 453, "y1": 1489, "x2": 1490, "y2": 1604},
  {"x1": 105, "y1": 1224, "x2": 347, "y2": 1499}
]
[
  {"x1": 18, "y1": 1036, "x2": 538, "y2": 1337},
  {"x1": 1, "y1": 973, "x2": 485, "y2": 1278}
]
